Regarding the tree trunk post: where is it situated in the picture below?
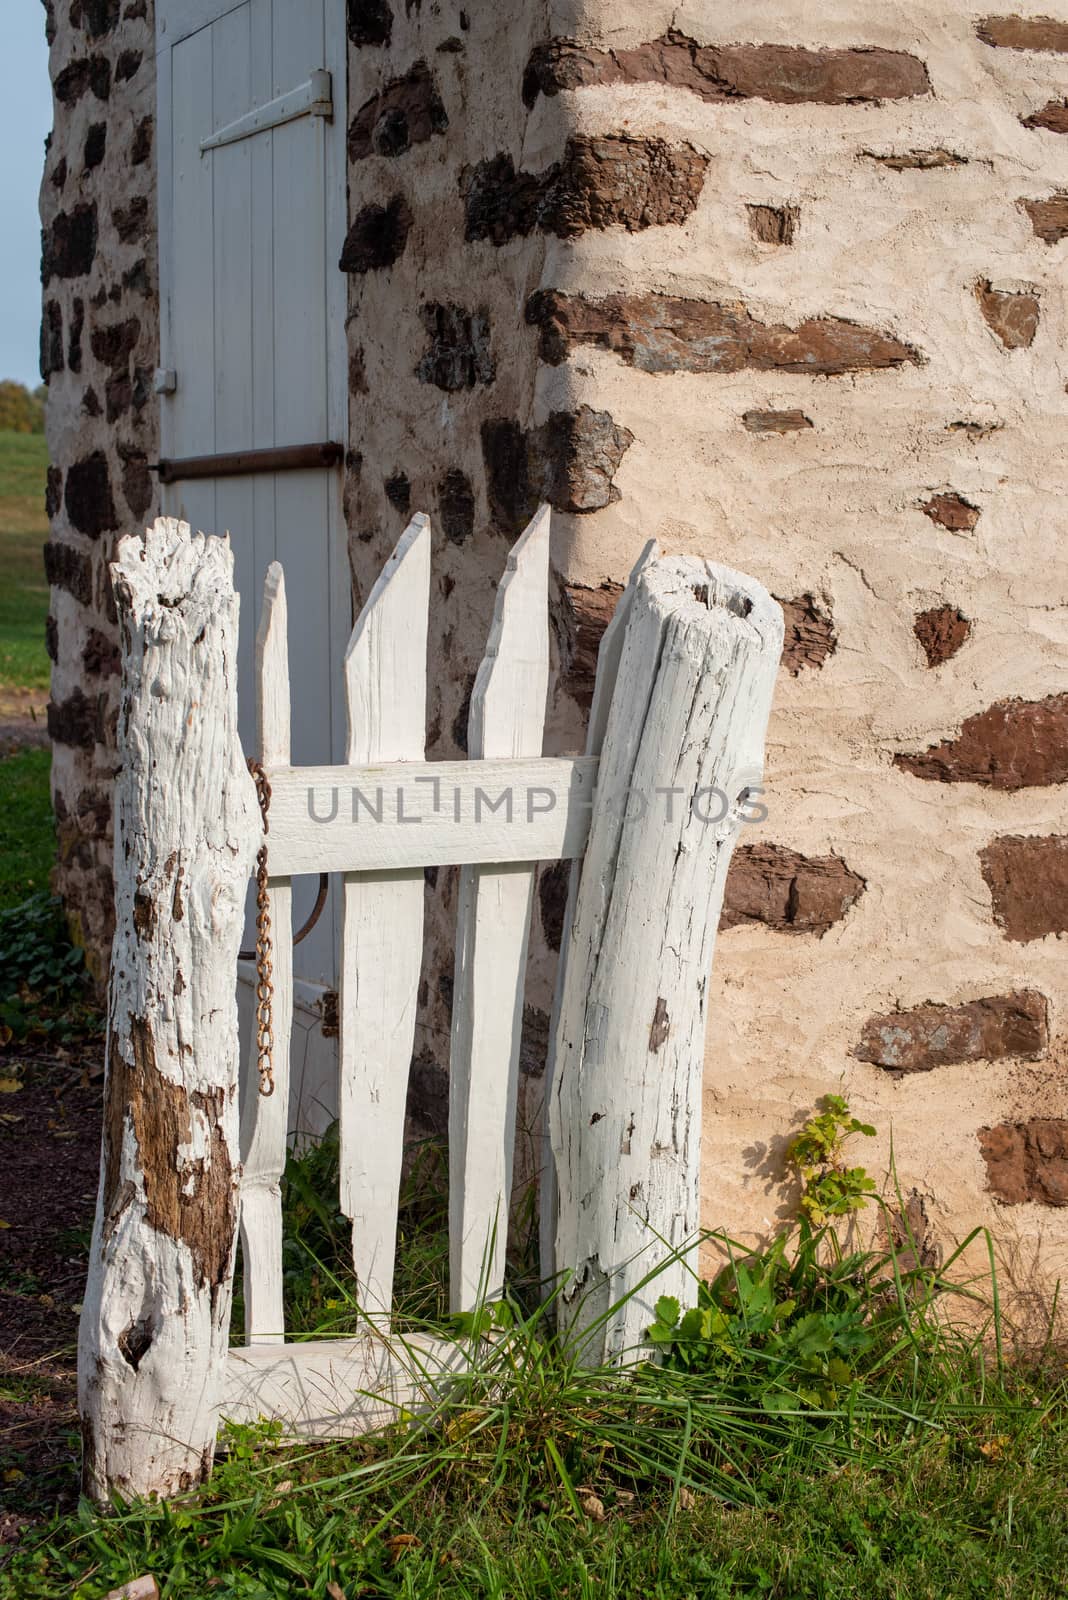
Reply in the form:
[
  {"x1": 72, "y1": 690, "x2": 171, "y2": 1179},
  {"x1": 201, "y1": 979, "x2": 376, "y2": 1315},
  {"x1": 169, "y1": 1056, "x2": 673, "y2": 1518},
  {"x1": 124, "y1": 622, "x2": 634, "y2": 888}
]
[
  {"x1": 549, "y1": 558, "x2": 783, "y2": 1364},
  {"x1": 78, "y1": 518, "x2": 259, "y2": 1503}
]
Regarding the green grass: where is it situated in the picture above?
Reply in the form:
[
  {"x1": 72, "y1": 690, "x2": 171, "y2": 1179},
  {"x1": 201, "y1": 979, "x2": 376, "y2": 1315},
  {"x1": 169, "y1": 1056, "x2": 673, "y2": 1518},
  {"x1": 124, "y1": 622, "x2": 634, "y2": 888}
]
[
  {"x1": 0, "y1": 746, "x2": 54, "y2": 909},
  {"x1": 0, "y1": 429, "x2": 51, "y2": 691},
  {"x1": 3, "y1": 1114, "x2": 1066, "y2": 1600}
]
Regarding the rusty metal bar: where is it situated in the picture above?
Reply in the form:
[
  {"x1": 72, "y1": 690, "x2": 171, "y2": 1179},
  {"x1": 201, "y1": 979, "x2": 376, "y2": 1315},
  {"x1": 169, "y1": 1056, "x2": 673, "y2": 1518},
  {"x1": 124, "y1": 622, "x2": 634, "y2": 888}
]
[{"x1": 156, "y1": 442, "x2": 344, "y2": 484}]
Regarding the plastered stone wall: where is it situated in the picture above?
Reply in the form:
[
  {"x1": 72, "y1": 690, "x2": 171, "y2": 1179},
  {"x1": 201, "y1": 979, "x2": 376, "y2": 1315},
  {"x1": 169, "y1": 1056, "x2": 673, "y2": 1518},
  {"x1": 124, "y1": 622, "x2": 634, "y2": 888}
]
[{"x1": 40, "y1": 0, "x2": 160, "y2": 977}]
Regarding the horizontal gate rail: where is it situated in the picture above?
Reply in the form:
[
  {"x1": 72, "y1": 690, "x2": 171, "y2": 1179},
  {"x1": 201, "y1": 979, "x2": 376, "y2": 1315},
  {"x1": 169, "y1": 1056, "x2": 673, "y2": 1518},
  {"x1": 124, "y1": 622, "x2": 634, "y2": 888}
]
[{"x1": 155, "y1": 441, "x2": 344, "y2": 484}]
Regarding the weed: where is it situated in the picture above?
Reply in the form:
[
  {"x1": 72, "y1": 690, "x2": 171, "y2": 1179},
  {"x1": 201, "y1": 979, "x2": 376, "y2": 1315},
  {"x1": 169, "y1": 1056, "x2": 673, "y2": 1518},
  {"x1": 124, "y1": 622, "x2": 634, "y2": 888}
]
[{"x1": 0, "y1": 890, "x2": 100, "y2": 1042}]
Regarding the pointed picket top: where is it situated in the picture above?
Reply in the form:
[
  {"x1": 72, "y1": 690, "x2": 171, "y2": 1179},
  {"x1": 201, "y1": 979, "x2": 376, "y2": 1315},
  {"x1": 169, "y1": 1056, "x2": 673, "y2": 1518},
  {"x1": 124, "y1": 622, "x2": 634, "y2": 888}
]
[
  {"x1": 468, "y1": 502, "x2": 551, "y2": 760},
  {"x1": 256, "y1": 561, "x2": 290, "y2": 766},
  {"x1": 345, "y1": 513, "x2": 431, "y2": 764},
  {"x1": 585, "y1": 539, "x2": 659, "y2": 759}
]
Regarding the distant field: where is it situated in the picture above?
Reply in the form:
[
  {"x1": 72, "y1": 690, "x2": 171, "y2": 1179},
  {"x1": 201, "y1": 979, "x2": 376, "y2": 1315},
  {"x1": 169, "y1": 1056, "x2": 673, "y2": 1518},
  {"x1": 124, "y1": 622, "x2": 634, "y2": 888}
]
[{"x1": 0, "y1": 430, "x2": 51, "y2": 692}]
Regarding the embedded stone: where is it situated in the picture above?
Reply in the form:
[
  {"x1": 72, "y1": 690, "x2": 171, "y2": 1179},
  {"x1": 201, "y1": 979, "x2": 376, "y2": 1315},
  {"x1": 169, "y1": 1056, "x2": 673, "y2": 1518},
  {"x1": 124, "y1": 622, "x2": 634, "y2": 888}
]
[
  {"x1": 482, "y1": 407, "x2": 634, "y2": 533},
  {"x1": 68, "y1": 297, "x2": 85, "y2": 372},
  {"x1": 980, "y1": 834, "x2": 1068, "y2": 941},
  {"x1": 55, "y1": 56, "x2": 112, "y2": 105},
  {"x1": 45, "y1": 465, "x2": 63, "y2": 519},
  {"x1": 115, "y1": 49, "x2": 142, "y2": 83},
  {"x1": 747, "y1": 204, "x2": 798, "y2": 244},
  {"x1": 438, "y1": 468, "x2": 476, "y2": 544},
  {"x1": 914, "y1": 605, "x2": 970, "y2": 667},
  {"x1": 416, "y1": 303, "x2": 495, "y2": 390},
  {"x1": 131, "y1": 115, "x2": 153, "y2": 166},
  {"x1": 523, "y1": 33, "x2": 930, "y2": 107},
  {"x1": 855, "y1": 990, "x2": 1048, "y2": 1071},
  {"x1": 348, "y1": 60, "x2": 447, "y2": 160},
  {"x1": 83, "y1": 627, "x2": 121, "y2": 677},
  {"x1": 744, "y1": 409, "x2": 812, "y2": 433},
  {"x1": 349, "y1": 345, "x2": 368, "y2": 393},
  {"x1": 112, "y1": 196, "x2": 149, "y2": 244},
  {"x1": 526, "y1": 289, "x2": 921, "y2": 376},
  {"x1": 977, "y1": 15, "x2": 1068, "y2": 51},
  {"x1": 863, "y1": 147, "x2": 967, "y2": 169},
  {"x1": 920, "y1": 491, "x2": 980, "y2": 531},
  {"x1": 48, "y1": 688, "x2": 99, "y2": 749},
  {"x1": 64, "y1": 452, "x2": 118, "y2": 539},
  {"x1": 1022, "y1": 99, "x2": 1068, "y2": 132},
  {"x1": 539, "y1": 858, "x2": 571, "y2": 953},
  {"x1": 119, "y1": 446, "x2": 153, "y2": 518},
  {"x1": 91, "y1": 316, "x2": 141, "y2": 370},
  {"x1": 42, "y1": 203, "x2": 98, "y2": 280},
  {"x1": 339, "y1": 195, "x2": 413, "y2": 272},
  {"x1": 41, "y1": 299, "x2": 64, "y2": 379},
  {"x1": 384, "y1": 472, "x2": 411, "y2": 512},
  {"x1": 44, "y1": 540, "x2": 93, "y2": 605},
  {"x1": 895, "y1": 695, "x2": 1068, "y2": 789},
  {"x1": 1020, "y1": 193, "x2": 1068, "y2": 243},
  {"x1": 979, "y1": 1120, "x2": 1068, "y2": 1207},
  {"x1": 347, "y1": 0, "x2": 392, "y2": 46},
  {"x1": 84, "y1": 121, "x2": 106, "y2": 170},
  {"x1": 463, "y1": 137, "x2": 708, "y2": 244},
  {"x1": 975, "y1": 280, "x2": 1040, "y2": 348},
  {"x1": 45, "y1": 615, "x2": 58, "y2": 662},
  {"x1": 778, "y1": 594, "x2": 835, "y2": 674},
  {"x1": 556, "y1": 580, "x2": 624, "y2": 706},
  {"x1": 720, "y1": 844, "x2": 865, "y2": 935},
  {"x1": 73, "y1": 0, "x2": 120, "y2": 36}
]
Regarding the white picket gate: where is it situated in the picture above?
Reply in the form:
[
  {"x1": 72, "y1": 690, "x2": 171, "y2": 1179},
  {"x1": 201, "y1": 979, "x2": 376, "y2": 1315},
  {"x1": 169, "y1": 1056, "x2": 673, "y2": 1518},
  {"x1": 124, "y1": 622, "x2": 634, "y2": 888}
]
[{"x1": 78, "y1": 506, "x2": 783, "y2": 1498}]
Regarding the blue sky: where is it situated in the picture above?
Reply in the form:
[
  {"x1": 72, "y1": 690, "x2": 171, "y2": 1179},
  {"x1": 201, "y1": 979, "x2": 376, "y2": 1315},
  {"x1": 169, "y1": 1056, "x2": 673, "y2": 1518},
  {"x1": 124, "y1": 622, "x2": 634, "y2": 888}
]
[{"x1": 1, "y1": 5, "x2": 54, "y2": 389}]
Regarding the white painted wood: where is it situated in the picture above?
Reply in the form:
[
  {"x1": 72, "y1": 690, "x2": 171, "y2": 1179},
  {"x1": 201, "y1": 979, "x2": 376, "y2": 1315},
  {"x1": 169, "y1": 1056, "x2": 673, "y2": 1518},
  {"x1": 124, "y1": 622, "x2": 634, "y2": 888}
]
[
  {"x1": 261, "y1": 755, "x2": 597, "y2": 875},
  {"x1": 157, "y1": 0, "x2": 247, "y2": 49},
  {"x1": 339, "y1": 516, "x2": 431, "y2": 1320},
  {"x1": 549, "y1": 558, "x2": 784, "y2": 1364},
  {"x1": 78, "y1": 520, "x2": 260, "y2": 1504},
  {"x1": 239, "y1": 564, "x2": 293, "y2": 1344},
  {"x1": 539, "y1": 540, "x2": 660, "y2": 1285},
  {"x1": 222, "y1": 1331, "x2": 478, "y2": 1440},
  {"x1": 449, "y1": 505, "x2": 551, "y2": 1313}
]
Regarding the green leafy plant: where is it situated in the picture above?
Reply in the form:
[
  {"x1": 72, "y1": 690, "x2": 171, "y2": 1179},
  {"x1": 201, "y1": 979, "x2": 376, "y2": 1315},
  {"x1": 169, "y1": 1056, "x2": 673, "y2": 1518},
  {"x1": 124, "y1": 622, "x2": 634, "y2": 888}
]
[
  {"x1": 785, "y1": 1093, "x2": 877, "y2": 1227},
  {"x1": 0, "y1": 890, "x2": 100, "y2": 1042}
]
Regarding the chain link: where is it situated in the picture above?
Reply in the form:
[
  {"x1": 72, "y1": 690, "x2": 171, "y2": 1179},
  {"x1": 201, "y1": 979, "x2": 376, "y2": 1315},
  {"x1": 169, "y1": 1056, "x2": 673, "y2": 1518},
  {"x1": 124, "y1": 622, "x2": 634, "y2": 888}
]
[{"x1": 248, "y1": 759, "x2": 275, "y2": 1098}]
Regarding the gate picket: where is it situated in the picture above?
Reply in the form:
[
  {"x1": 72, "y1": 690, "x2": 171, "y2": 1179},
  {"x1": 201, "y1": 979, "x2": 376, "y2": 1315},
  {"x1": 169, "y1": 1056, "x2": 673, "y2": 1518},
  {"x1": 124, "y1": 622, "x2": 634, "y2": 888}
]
[
  {"x1": 339, "y1": 514, "x2": 431, "y2": 1321},
  {"x1": 240, "y1": 561, "x2": 295, "y2": 1344},
  {"x1": 448, "y1": 505, "x2": 551, "y2": 1312}
]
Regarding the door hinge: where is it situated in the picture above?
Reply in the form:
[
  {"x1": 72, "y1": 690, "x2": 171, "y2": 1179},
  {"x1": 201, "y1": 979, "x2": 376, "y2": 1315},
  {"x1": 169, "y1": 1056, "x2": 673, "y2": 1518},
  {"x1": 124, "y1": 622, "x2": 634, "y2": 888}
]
[{"x1": 200, "y1": 69, "x2": 333, "y2": 154}]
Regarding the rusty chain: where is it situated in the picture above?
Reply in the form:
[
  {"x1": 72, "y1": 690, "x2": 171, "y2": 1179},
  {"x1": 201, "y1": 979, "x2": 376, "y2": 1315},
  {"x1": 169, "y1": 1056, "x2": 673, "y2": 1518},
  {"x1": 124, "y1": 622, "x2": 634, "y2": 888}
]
[{"x1": 248, "y1": 758, "x2": 275, "y2": 1098}]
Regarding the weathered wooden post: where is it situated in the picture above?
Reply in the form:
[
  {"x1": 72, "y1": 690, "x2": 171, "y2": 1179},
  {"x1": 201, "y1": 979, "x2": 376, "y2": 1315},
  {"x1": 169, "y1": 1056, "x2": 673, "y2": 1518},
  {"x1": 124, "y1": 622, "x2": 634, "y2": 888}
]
[
  {"x1": 549, "y1": 557, "x2": 783, "y2": 1363},
  {"x1": 78, "y1": 518, "x2": 259, "y2": 1503}
]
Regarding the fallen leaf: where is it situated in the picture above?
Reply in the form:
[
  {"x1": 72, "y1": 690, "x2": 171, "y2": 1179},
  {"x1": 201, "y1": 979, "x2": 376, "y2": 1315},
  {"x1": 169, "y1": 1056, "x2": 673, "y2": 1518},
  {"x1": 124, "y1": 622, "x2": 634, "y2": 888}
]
[
  {"x1": 979, "y1": 1436, "x2": 1010, "y2": 1461},
  {"x1": 678, "y1": 1487, "x2": 696, "y2": 1511},
  {"x1": 326, "y1": 1583, "x2": 347, "y2": 1600},
  {"x1": 385, "y1": 1534, "x2": 421, "y2": 1563},
  {"x1": 579, "y1": 1491, "x2": 606, "y2": 1522},
  {"x1": 0, "y1": 1077, "x2": 22, "y2": 1094},
  {"x1": 0, "y1": 1221, "x2": 11, "y2": 1231}
]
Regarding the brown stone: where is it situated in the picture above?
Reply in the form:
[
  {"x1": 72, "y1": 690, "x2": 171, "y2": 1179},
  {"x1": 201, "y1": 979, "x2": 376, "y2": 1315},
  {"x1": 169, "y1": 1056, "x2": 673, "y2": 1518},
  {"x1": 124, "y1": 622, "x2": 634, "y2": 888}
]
[
  {"x1": 855, "y1": 990, "x2": 1048, "y2": 1072},
  {"x1": 977, "y1": 15, "x2": 1068, "y2": 52},
  {"x1": 112, "y1": 196, "x2": 149, "y2": 244},
  {"x1": 748, "y1": 204, "x2": 798, "y2": 244},
  {"x1": 523, "y1": 32, "x2": 930, "y2": 108},
  {"x1": 83, "y1": 121, "x2": 106, "y2": 170},
  {"x1": 863, "y1": 147, "x2": 967, "y2": 169},
  {"x1": 45, "y1": 614, "x2": 58, "y2": 663},
  {"x1": 438, "y1": 468, "x2": 476, "y2": 544},
  {"x1": 348, "y1": 345, "x2": 368, "y2": 394},
  {"x1": 115, "y1": 49, "x2": 142, "y2": 83},
  {"x1": 980, "y1": 834, "x2": 1068, "y2": 941},
  {"x1": 48, "y1": 688, "x2": 99, "y2": 749},
  {"x1": 54, "y1": 56, "x2": 111, "y2": 105},
  {"x1": 45, "y1": 465, "x2": 63, "y2": 519},
  {"x1": 91, "y1": 316, "x2": 141, "y2": 371},
  {"x1": 1022, "y1": 99, "x2": 1068, "y2": 132},
  {"x1": 482, "y1": 407, "x2": 634, "y2": 534},
  {"x1": 347, "y1": 0, "x2": 392, "y2": 46},
  {"x1": 778, "y1": 594, "x2": 836, "y2": 674},
  {"x1": 119, "y1": 446, "x2": 153, "y2": 518},
  {"x1": 743, "y1": 409, "x2": 812, "y2": 433},
  {"x1": 979, "y1": 1120, "x2": 1068, "y2": 1207},
  {"x1": 720, "y1": 843, "x2": 865, "y2": 935},
  {"x1": 131, "y1": 114, "x2": 154, "y2": 166},
  {"x1": 41, "y1": 299, "x2": 64, "y2": 379},
  {"x1": 920, "y1": 491, "x2": 980, "y2": 531},
  {"x1": 526, "y1": 289, "x2": 921, "y2": 377},
  {"x1": 348, "y1": 60, "x2": 447, "y2": 160},
  {"x1": 338, "y1": 195, "x2": 413, "y2": 273},
  {"x1": 64, "y1": 452, "x2": 118, "y2": 539},
  {"x1": 1020, "y1": 193, "x2": 1068, "y2": 243},
  {"x1": 914, "y1": 605, "x2": 970, "y2": 667},
  {"x1": 73, "y1": 0, "x2": 120, "y2": 36},
  {"x1": 42, "y1": 203, "x2": 98, "y2": 281},
  {"x1": 416, "y1": 303, "x2": 495, "y2": 390},
  {"x1": 44, "y1": 540, "x2": 93, "y2": 606},
  {"x1": 556, "y1": 580, "x2": 624, "y2": 706},
  {"x1": 68, "y1": 298, "x2": 85, "y2": 373},
  {"x1": 976, "y1": 279, "x2": 1040, "y2": 349},
  {"x1": 895, "y1": 695, "x2": 1068, "y2": 789},
  {"x1": 463, "y1": 137, "x2": 708, "y2": 245},
  {"x1": 384, "y1": 472, "x2": 411, "y2": 512}
]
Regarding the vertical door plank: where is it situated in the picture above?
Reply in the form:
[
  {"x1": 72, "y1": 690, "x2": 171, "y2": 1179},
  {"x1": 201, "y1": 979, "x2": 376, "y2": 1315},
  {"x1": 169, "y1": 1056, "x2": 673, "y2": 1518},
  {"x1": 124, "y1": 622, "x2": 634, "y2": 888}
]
[
  {"x1": 449, "y1": 504, "x2": 551, "y2": 1313},
  {"x1": 339, "y1": 515, "x2": 431, "y2": 1320},
  {"x1": 239, "y1": 562, "x2": 295, "y2": 1344}
]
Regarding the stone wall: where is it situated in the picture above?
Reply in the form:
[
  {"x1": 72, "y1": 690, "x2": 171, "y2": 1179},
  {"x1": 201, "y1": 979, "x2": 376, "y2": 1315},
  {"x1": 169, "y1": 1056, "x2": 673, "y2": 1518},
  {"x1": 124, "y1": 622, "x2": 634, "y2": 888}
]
[{"x1": 40, "y1": 0, "x2": 159, "y2": 977}]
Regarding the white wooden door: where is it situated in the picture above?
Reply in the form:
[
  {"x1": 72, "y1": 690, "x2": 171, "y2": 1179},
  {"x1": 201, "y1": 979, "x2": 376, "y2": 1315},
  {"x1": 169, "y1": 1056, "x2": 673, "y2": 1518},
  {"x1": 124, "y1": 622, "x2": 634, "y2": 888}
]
[{"x1": 155, "y1": 0, "x2": 348, "y2": 998}]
